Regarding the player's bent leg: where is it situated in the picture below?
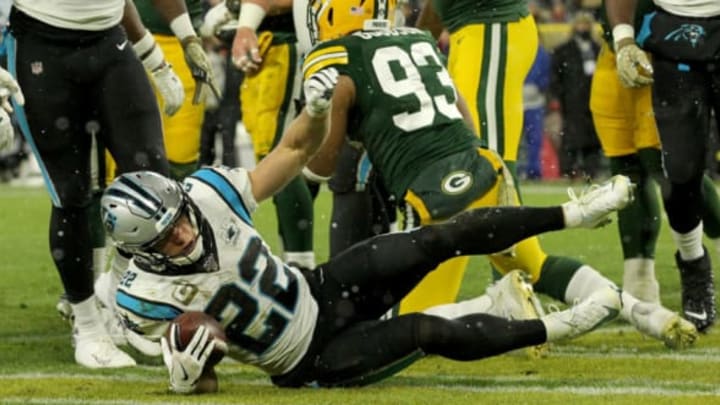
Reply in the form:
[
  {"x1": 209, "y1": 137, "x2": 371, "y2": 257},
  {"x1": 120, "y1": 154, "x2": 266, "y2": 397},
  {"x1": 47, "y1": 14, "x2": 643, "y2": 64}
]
[
  {"x1": 398, "y1": 256, "x2": 468, "y2": 313},
  {"x1": 313, "y1": 313, "x2": 548, "y2": 386},
  {"x1": 541, "y1": 285, "x2": 622, "y2": 341},
  {"x1": 563, "y1": 264, "x2": 698, "y2": 346},
  {"x1": 327, "y1": 205, "x2": 575, "y2": 320},
  {"x1": 610, "y1": 154, "x2": 662, "y2": 303},
  {"x1": 629, "y1": 302, "x2": 698, "y2": 349}
]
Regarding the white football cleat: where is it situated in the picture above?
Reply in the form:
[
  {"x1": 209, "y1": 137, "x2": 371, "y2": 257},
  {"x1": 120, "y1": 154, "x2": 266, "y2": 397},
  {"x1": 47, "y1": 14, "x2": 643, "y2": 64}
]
[
  {"x1": 485, "y1": 270, "x2": 545, "y2": 320},
  {"x1": 562, "y1": 175, "x2": 635, "y2": 229},
  {"x1": 485, "y1": 270, "x2": 547, "y2": 358},
  {"x1": 73, "y1": 326, "x2": 137, "y2": 369},
  {"x1": 629, "y1": 302, "x2": 698, "y2": 349},
  {"x1": 542, "y1": 285, "x2": 622, "y2": 341}
]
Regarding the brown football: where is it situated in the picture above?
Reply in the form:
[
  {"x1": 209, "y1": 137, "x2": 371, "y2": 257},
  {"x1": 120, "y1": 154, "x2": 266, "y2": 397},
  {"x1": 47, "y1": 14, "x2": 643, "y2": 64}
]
[{"x1": 167, "y1": 311, "x2": 228, "y2": 367}]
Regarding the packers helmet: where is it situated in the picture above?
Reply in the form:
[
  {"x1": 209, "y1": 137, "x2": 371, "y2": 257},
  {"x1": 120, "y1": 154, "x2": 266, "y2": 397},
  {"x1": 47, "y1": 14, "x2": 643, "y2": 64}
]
[{"x1": 307, "y1": 0, "x2": 397, "y2": 44}]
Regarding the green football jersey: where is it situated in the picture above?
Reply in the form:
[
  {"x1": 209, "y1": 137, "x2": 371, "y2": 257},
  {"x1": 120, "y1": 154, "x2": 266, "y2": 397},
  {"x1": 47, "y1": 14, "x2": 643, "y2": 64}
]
[
  {"x1": 431, "y1": 0, "x2": 529, "y2": 33},
  {"x1": 303, "y1": 28, "x2": 477, "y2": 198},
  {"x1": 134, "y1": 0, "x2": 205, "y2": 36}
]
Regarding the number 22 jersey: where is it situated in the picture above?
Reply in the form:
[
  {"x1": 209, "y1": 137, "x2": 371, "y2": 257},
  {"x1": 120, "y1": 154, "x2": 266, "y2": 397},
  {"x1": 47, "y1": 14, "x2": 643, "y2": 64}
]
[{"x1": 114, "y1": 166, "x2": 319, "y2": 376}]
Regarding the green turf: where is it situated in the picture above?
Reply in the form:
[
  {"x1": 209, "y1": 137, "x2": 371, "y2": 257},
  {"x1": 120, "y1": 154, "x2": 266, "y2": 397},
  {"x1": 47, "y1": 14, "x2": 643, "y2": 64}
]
[{"x1": 1, "y1": 182, "x2": 719, "y2": 405}]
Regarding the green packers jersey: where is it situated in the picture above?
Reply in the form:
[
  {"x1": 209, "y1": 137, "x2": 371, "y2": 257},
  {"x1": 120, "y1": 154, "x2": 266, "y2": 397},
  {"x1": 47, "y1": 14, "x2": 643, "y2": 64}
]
[
  {"x1": 431, "y1": 0, "x2": 529, "y2": 32},
  {"x1": 135, "y1": 0, "x2": 204, "y2": 36},
  {"x1": 599, "y1": 0, "x2": 656, "y2": 46},
  {"x1": 303, "y1": 28, "x2": 477, "y2": 198}
]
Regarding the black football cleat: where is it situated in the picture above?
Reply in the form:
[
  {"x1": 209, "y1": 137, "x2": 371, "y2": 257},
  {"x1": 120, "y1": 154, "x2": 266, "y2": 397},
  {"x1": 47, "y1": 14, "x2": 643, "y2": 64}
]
[{"x1": 676, "y1": 248, "x2": 716, "y2": 332}]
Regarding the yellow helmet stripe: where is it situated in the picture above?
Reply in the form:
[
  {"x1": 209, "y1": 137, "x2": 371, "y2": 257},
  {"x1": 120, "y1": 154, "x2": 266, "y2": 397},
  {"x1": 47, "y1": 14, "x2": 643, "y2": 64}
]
[{"x1": 303, "y1": 46, "x2": 349, "y2": 77}]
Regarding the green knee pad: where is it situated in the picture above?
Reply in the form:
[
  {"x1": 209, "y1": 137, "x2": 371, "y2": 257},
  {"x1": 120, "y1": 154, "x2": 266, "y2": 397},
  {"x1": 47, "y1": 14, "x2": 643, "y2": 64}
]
[
  {"x1": 610, "y1": 154, "x2": 661, "y2": 259},
  {"x1": 533, "y1": 256, "x2": 584, "y2": 302}
]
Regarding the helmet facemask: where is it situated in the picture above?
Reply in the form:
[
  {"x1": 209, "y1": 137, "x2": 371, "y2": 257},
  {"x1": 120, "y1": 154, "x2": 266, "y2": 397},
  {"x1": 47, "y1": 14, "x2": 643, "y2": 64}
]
[{"x1": 101, "y1": 171, "x2": 205, "y2": 272}]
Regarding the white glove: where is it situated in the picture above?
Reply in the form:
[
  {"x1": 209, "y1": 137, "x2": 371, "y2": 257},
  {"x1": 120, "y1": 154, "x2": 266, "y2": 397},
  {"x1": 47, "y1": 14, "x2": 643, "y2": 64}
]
[
  {"x1": 0, "y1": 108, "x2": 14, "y2": 152},
  {"x1": 160, "y1": 324, "x2": 216, "y2": 394},
  {"x1": 615, "y1": 38, "x2": 653, "y2": 88},
  {"x1": 199, "y1": 1, "x2": 237, "y2": 38},
  {"x1": 133, "y1": 31, "x2": 185, "y2": 116},
  {"x1": 303, "y1": 67, "x2": 339, "y2": 117},
  {"x1": 150, "y1": 64, "x2": 186, "y2": 116},
  {"x1": 0, "y1": 67, "x2": 24, "y2": 152}
]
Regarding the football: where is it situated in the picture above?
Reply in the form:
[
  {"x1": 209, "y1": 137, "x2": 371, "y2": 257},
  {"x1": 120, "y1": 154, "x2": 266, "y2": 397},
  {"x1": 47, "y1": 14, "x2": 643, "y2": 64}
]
[{"x1": 168, "y1": 311, "x2": 229, "y2": 367}]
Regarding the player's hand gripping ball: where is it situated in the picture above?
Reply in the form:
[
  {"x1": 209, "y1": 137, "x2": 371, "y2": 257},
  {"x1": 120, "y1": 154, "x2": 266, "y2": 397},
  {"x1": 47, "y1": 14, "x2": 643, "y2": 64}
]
[{"x1": 162, "y1": 311, "x2": 228, "y2": 394}]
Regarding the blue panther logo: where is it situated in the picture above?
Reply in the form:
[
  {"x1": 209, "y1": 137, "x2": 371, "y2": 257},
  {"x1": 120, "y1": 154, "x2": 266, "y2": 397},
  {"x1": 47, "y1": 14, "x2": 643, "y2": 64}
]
[{"x1": 665, "y1": 23, "x2": 705, "y2": 48}]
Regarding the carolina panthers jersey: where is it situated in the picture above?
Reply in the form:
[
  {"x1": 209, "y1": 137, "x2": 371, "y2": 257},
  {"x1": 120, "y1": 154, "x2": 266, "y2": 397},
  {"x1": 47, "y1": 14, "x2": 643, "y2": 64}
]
[
  {"x1": 302, "y1": 27, "x2": 476, "y2": 199},
  {"x1": 13, "y1": 0, "x2": 124, "y2": 31},
  {"x1": 115, "y1": 166, "x2": 319, "y2": 376},
  {"x1": 599, "y1": 0, "x2": 657, "y2": 45},
  {"x1": 430, "y1": 0, "x2": 529, "y2": 31}
]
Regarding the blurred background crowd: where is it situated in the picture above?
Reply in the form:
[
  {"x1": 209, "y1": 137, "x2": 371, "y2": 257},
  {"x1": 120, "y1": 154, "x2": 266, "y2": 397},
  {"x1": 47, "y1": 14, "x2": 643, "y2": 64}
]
[{"x1": 0, "y1": 0, "x2": 717, "y2": 185}]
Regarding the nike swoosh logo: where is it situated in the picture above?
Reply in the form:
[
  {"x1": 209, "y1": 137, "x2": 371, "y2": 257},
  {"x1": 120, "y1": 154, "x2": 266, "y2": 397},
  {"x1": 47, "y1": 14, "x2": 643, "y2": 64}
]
[
  {"x1": 685, "y1": 310, "x2": 708, "y2": 321},
  {"x1": 91, "y1": 353, "x2": 111, "y2": 366},
  {"x1": 116, "y1": 40, "x2": 128, "y2": 51},
  {"x1": 179, "y1": 364, "x2": 189, "y2": 381}
]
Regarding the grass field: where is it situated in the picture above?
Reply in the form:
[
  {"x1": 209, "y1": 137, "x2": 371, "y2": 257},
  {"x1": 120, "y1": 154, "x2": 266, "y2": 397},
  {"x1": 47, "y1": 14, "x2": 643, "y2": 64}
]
[{"x1": 1, "y1": 182, "x2": 720, "y2": 405}]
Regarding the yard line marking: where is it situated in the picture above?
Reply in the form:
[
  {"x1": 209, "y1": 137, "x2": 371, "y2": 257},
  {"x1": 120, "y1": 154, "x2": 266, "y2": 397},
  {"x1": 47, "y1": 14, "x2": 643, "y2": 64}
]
[
  {"x1": 0, "y1": 398, "x2": 257, "y2": 405},
  {"x1": 434, "y1": 384, "x2": 720, "y2": 396}
]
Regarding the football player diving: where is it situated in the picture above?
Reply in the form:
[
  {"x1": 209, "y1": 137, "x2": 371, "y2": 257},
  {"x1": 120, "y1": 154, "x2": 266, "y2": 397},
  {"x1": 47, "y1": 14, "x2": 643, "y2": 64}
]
[{"x1": 103, "y1": 64, "x2": 634, "y2": 393}]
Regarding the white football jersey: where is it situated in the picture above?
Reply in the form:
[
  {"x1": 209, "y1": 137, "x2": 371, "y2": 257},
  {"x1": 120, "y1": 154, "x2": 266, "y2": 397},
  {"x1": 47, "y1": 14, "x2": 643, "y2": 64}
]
[
  {"x1": 116, "y1": 166, "x2": 319, "y2": 376},
  {"x1": 13, "y1": 0, "x2": 124, "y2": 31},
  {"x1": 654, "y1": 0, "x2": 720, "y2": 17}
]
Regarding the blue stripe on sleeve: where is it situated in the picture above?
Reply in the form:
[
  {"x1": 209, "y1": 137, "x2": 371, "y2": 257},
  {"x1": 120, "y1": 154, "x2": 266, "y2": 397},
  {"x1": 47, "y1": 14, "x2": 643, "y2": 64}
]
[
  {"x1": 190, "y1": 168, "x2": 253, "y2": 226},
  {"x1": 116, "y1": 290, "x2": 183, "y2": 321}
]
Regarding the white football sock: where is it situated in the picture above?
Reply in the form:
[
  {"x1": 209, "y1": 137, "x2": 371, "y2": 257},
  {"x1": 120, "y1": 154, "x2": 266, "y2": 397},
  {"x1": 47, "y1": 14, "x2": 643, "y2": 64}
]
[
  {"x1": 671, "y1": 222, "x2": 704, "y2": 261},
  {"x1": 284, "y1": 251, "x2": 316, "y2": 269},
  {"x1": 92, "y1": 246, "x2": 109, "y2": 280},
  {"x1": 563, "y1": 265, "x2": 616, "y2": 304},
  {"x1": 619, "y1": 291, "x2": 640, "y2": 322},
  {"x1": 622, "y1": 258, "x2": 660, "y2": 303},
  {"x1": 71, "y1": 295, "x2": 104, "y2": 335}
]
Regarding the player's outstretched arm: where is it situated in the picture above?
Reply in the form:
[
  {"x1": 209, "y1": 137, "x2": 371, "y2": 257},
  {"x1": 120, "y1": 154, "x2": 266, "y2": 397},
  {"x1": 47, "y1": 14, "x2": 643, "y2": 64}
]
[
  {"x1": 303, "y1": 72, "x2": 355, "y2": 183},
  {"x1": 249, "y1": 67, "x2": 338, "y2": 202}
]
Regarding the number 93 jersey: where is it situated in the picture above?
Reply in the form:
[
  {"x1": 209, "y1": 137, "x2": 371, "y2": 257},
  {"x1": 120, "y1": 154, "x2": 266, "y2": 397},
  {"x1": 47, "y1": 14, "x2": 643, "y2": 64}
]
[
  {"x1": 302, "y1": 27, "x2": 477, "y2": 199},
  {"x1": 115, "y1": 166, "x2": 319, "y2": 376}
]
